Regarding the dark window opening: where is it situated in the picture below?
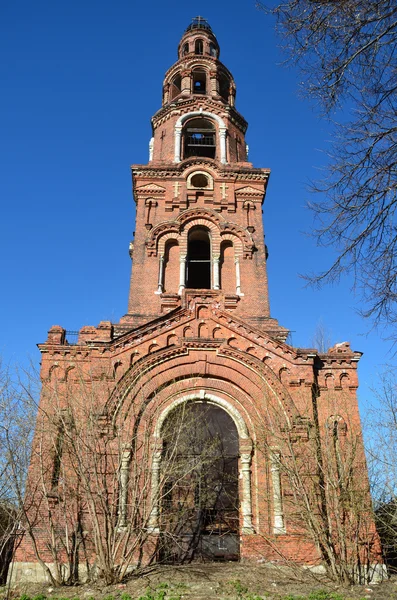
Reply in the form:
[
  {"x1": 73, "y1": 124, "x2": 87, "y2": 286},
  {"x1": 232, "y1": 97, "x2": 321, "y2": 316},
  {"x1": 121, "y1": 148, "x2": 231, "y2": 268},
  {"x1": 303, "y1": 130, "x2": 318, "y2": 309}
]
[
  {"x1": 187, "y1": 227, "x2": 211, "y2": 289},
  {"x1": 170, "y1": 74, "x2": 182, "y2": 100},
  {"x1": 192, "y1": 70, "x2": 206, "y2": 95},
  {"x1": 51, "y1": 424, "x2": 64, "y2": 488},
  {"x1": 191, "y1": 173, "x2": 209, "y2": 188},
  {"x1": 195, "y1": 39, "x2": 204, "y2": 55},
  {"x1": 182, "y1": 42, "x2": 189, "y2": 56},
  {"x1": 184, "y1": 118, "x2": 215, "y2": 159},
  {"x1": 218, "y1": 73, "x2": 230, "y2": 102},
  {"x1": 209, "y1": 43, "x2": 218, "y2": 58}
]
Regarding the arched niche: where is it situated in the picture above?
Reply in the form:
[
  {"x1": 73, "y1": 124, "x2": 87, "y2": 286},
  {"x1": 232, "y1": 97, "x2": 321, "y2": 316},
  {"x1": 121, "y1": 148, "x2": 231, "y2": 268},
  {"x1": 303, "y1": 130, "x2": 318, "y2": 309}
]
[
  {"x1": 163, "y1": 239, "x2": 179, "y2": 294},
  {"x1": 186, "y1": 170, "x2": 214, "y2": 190},
  {"x1": 220, "y1": 240, "x2": 235, "y2": 294}
]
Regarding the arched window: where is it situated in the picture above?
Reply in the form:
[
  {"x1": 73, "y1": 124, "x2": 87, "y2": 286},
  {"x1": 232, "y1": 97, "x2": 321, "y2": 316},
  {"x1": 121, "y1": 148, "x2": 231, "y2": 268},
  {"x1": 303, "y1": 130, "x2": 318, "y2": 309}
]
[
  {"x1": 218, "y1": 72, "x2": 230, "y2": 102},
  {"x1": 186, "y1": 227, "x2": 211, "y2": 289},
  {"x1": 170, "y1": 74, "x2": 181, "y2": 100},
  {"x1": 209, "y1": 42, "x2": 218, "y2": 58},
  {"x1": 195, "y1": 39, "x2": 204, "y2": 55},
  {"x1": 192, "y1": 69, "x2": 206, "y2": 94},
  {"x1": 182, "y1": 42, "x2": 189, "y2": 56},
  {"x1": 191, "y1": 173, "x2": 209, "y2": 188},
  {"x1": 183, "y1": 118, "x2": 216, "y2": 159}
]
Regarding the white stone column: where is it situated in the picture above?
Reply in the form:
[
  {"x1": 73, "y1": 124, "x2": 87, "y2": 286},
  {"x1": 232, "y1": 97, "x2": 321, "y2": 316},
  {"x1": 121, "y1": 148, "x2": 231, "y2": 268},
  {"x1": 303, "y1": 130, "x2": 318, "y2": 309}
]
[
  {"x1": 155, "y1": 254, "x2": 165, "y2": 295},
  {"x1": 174, "y1": 126, "x2": 182, "y2": 163},
  {"x1": 235, "y1": 258, "x2": 243, "y2": 296},
  {"x1": 149, "y1": 137, "x2": 154, "y2": 162},
  {"x1": 219, "y1": 128, "x2": 227, "y2": 164},
  {"x1": 213, "y1": 254, "x2": 220, "y2": 290},
  {"x1": 178, "y1": 255, "x2": 187, "y2": 295},
  {"x1": 240, "y1": 453, "x2": 254, "y2": 533},
  {"x1": 118, "y1": 446, "x2": 131, "y2": 529},
  {"x1": 148, "y1": 450, "x2": 162, "y2": 532},
  {"x1": 270, "y1": 450, "x2": 286, "y2": 534}
]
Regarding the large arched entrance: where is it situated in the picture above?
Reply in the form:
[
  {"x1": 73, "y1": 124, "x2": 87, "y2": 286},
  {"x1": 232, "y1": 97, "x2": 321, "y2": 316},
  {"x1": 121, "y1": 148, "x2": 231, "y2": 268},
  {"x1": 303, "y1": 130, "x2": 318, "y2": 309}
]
[{"x1": 158, "y1": 401, "x2": 240, "y2": 562}]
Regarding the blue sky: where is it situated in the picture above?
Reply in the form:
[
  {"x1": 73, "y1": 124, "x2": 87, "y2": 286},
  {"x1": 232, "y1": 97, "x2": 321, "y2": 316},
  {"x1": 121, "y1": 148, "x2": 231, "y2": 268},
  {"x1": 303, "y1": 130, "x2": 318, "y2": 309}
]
[{"x1": 1, "y1": 0, "x2": 394, "y2": 414}]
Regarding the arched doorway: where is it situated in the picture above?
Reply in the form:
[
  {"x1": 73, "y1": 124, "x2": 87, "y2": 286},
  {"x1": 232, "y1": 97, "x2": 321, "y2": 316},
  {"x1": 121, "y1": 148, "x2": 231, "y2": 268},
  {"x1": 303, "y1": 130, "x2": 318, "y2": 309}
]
[
  {"x1": 186, "y1": 227, "x2": 211, "y2": 289},
  {"x1": 158, "y1": 401, "x2": 240, "y2": 562}
]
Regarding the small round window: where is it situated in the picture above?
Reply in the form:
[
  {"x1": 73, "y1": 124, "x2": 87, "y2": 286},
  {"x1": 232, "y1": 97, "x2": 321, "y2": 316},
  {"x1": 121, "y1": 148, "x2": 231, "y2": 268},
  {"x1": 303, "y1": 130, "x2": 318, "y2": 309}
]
[{"x1": 191, "y1": 173, "x2": 209, "y2": 188}]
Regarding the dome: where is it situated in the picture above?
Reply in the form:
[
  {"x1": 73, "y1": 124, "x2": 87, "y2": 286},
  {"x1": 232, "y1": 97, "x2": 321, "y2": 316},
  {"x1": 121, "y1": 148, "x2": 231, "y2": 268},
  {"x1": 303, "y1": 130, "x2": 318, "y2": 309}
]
[{"x1": 185, "y1": 16, "x2": 213, "y2": 34}]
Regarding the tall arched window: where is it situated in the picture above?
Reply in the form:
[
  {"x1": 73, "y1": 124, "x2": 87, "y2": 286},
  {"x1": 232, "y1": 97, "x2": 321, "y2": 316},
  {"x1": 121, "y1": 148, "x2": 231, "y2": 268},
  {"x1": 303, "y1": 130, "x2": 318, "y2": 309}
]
[
  {"x1": 209, "y1": 42, "x2": 218, "y2": 57},
  {"x1": 182, "y1": 42, "x2": 189, "y2": 56},
  {"x1": 170, "y1": 74, "x2": 181, "y2": 100},
  {"x1": 195, "y1": 39, "x2": 204, "y2": 55},
  {"x1": 218, "y1": 72, "x2": 230, "y2": 102},
  {"x1": 187, "y1": 227, "x2": 211, "y2": 289},
  {"x1": 192, "y1": 69, "x2": 206, "y2": 95},
  {"x1": 183, "y1": 118, "x2": 216, "y2": 159}
]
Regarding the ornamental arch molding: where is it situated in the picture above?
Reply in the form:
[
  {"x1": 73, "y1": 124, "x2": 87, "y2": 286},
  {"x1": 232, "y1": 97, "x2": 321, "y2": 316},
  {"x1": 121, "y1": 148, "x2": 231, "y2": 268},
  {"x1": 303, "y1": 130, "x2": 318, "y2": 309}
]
[
  {"x1": 148, "y1": 391, "x2": 254, "y2": 533},
  {"x1": 146, "y1": 208, "x2": 254, "y2": 258},
  {"x1": 104, "y1": 344, "x2": 300, "y2": 430},
  {"x1": 174, "y1": 110, "x2": 227, "y2": 164},
  {"x1": 154, "y1": 391, "x2": 250, "y2": 440}
]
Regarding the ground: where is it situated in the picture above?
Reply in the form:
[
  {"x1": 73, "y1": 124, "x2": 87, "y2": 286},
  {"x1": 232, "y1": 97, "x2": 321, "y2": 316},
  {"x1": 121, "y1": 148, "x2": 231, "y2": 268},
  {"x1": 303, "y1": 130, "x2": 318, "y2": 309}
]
[{"x1": 4, "y1": 564, "x2": 397, "y2": 600}]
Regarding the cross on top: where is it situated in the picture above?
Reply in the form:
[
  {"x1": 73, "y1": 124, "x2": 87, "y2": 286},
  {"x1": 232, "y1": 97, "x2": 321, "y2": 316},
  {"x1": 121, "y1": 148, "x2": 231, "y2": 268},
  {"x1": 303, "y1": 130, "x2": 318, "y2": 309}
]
[{"x1": 191, "y1": 16, "x2": 209, "y2": 28}]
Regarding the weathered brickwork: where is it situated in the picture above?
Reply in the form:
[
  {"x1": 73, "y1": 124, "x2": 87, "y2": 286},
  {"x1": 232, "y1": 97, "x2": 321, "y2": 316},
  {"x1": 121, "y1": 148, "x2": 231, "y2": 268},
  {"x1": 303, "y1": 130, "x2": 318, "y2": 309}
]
[{"x1": 13, "y1": 18, "x2": 381, "y2": 583}]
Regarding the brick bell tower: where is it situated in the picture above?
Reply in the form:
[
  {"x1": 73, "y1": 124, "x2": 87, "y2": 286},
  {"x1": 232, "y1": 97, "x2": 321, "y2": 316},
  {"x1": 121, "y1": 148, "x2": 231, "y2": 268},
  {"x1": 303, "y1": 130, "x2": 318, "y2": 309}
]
[
  {"x1": 12, "y1": 18, "x2": 381, "y2": 583},
  {"x1": 118, "y1": 16, "x2": 287, "y2": 339}
]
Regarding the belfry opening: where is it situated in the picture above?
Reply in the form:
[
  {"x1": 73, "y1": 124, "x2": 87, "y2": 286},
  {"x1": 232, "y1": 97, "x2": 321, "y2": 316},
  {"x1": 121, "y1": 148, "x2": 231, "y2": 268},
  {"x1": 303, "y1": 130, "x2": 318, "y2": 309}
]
[
  {"x1": 183, "y1": 118, "x2": 215, "y2": 159},
  {"x1": 186, "y1": 227, "x2": 211, "y2": 289}
]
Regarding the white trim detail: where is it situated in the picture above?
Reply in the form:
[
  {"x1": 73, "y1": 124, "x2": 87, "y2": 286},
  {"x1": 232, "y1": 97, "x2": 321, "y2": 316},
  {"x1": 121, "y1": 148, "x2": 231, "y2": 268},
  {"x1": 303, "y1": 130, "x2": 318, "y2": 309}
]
[
  {"x1": 270, "y1": 449, "x2": 286, "y2": 534},
  {"x1": 154, "y1": 391, "x2": 249, "y2": 439},
  {"x1": 174, "y1": 111, "x2": 227, "y2": 164},
  {"x1": 149, "y1": 137, "x2": 154, "y2": 162},
  {"x1": 155, "y1": 254, "x2": 165, "y2": 295},
  {"x1": 149, "y1": 391, "x2": 253, "y2": 534},
  {"x1": 178, "y1": 254, "x2": 187, "y2": 296},
  {"x1": 118, "y1": 446, "x2": 131, "y2": 529}
]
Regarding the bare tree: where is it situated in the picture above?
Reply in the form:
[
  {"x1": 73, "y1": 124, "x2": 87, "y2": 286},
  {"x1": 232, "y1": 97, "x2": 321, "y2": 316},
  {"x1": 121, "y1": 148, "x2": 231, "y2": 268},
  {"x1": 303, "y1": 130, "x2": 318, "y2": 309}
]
[
  {"x1": 311, "y1": 319, "x2": 332, "y2": 353},
  {"x1": 257, "y1": 1, "x2": 397, "y2": 334},
  {"x1": 6, "y1": 365, "x2": 238, "y2": 585},
  {"x1": 257, "y1": 384, "x2": 381, "y2": 584},
  {"x1": 366, "y1": 370, "x2": 397, "y2": 569},
  {"x1": 0, "y1": 361, "x2": 36, "y2": 583}
]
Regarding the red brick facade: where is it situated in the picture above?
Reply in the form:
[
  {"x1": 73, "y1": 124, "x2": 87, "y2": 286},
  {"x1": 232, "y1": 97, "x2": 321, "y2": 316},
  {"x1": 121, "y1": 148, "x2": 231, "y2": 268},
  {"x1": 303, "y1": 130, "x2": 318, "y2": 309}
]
[{"x1": 13, "y1": 18, "x2": 381, "y2": 583}]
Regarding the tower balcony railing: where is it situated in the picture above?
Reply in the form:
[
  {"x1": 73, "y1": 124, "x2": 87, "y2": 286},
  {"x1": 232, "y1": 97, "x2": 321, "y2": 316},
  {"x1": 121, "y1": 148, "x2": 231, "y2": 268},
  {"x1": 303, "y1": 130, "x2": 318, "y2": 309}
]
[
  {"x1": 185, "y1": 134, "x2": 215, "y2": 146},
  {"x1": 65, "y1": 330, "x2": 79, "y2": 345}
]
